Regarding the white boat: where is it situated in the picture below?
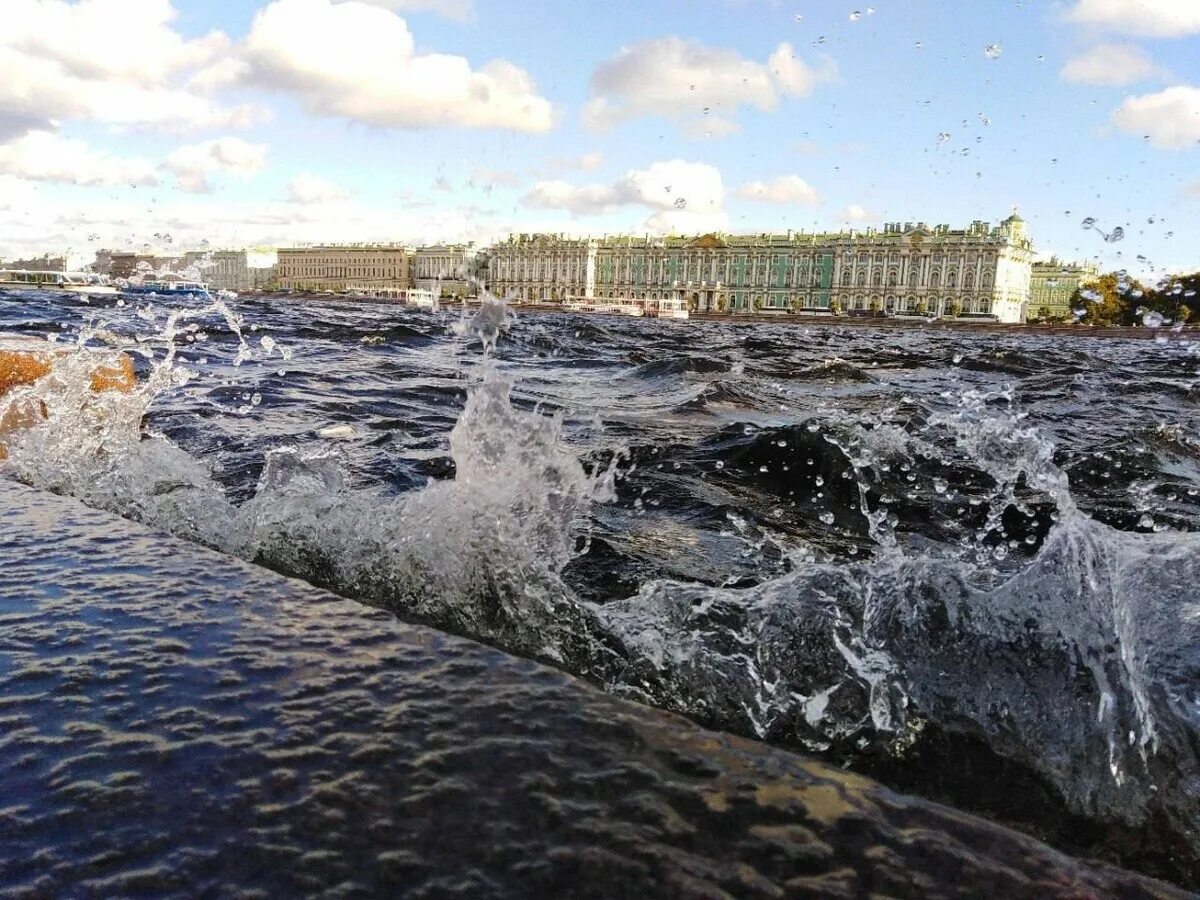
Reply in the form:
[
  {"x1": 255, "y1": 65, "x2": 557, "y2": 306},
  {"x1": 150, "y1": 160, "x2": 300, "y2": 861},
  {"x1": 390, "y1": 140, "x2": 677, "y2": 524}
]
[
  {"x1": 644, "y1": 297, "x2": 690, "y2": 320},
  {"x1": 0, "y1": 269, "x2": 118, "y2": 297},
  {"x1": 564, "y1": 297, "x2": 646, "y2": 317},
  {"x1": 401, "y1": 288, "x2": 438, "y2": 309}
]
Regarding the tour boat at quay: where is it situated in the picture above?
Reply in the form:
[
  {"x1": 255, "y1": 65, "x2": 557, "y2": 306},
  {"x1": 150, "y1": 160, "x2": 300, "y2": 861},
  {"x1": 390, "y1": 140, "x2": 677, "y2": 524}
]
[
  {"x1": 643, "y1": 297, "x2": 690, "y2": 320},
  {"x1": 121, "y1": 277, "x2": 212, "y2": 301},
  {"x1": 564, "y1": 297, "x2": 645, "y2": 317},
  {"x1": 0, "y1": 270, "x2": 119, "y2": 298}
]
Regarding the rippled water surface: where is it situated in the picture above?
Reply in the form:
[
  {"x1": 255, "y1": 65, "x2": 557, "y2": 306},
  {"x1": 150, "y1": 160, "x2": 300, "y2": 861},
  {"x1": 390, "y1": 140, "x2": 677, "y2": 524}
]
[{"x1": 2, "y1": 291, "x2": 1199, "y2": 888}]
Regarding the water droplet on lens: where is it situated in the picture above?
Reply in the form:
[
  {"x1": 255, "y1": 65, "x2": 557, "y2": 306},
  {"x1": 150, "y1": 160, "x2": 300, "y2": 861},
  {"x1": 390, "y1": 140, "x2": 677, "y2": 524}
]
[
  {"x1": 1104, "y1": 226, "x2": 1125, "y2": 243},
  {"x1": 819, "y1": 511, "x2": 835, "y2": 525},
  {"x1": 849, "y1": 10, "x2": 862, "y2": 21},
  {"x1": 1081, "y1": 216, "x2": 1096, "y2": 230},
  {"x1": 937, "y1": 131, "x2": 951, "y2": 143},
  {"x1": 984, "y1": 43, "x2": 1002, "y2": 59}
]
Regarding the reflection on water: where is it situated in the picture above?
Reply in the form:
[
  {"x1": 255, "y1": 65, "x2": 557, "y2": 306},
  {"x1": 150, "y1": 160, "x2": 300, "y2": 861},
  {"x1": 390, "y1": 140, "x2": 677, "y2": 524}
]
[{"x1": 1, "y1": 290, "x2": 1199, "y2": 888}]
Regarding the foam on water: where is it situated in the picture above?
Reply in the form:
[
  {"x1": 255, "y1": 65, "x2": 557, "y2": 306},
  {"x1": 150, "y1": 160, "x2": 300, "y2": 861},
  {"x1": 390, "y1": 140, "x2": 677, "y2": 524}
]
[{"x1": 2, "y1": 293, "x2": 1199, "y2": 882}]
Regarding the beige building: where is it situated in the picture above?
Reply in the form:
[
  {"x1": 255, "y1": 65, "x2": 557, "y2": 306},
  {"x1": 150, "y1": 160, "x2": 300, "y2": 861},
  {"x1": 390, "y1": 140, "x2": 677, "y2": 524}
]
[
  {"x1": 277, "y1": 244, "x2": 411, "y2": 295},
  {"x1": 488, "y1": 214, "x2": 1036, "y2": 323},
  {"x1": 109, "y1": 253, "x2": 184, "y2": 279},
  {"x1": 1030, "y1": 258, "x2": 1099, "y2": 321},
  {"x1": 3, "y1": 254, "x2": 66, "y2": 272},
  {"x1": 487, "y1": 235, "x2": 597, "y2": 304},
  {"x1": 413, "y1": 244, "x2": 477, "y2": 298},
  {"x1": 182, "y1": 249, "x2": 279, "y2": 292}
]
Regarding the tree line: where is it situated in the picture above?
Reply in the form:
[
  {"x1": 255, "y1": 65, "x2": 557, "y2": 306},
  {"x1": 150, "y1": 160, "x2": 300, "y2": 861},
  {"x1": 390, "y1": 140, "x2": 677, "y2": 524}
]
[{"x1": 1035, "y1": 271, "x2": 1199, "y2": 326}]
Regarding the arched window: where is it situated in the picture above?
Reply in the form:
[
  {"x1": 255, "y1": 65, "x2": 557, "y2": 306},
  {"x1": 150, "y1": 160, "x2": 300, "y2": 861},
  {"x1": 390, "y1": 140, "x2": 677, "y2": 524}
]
[
  {"x1": 964, "y1": 271, "x2": 975, "y2": 289},
  {"x1": 930, "y1": 269, "x2": 941, "y2": 286},
  {"x1": 982, "y1": 273, "x2": 993, "y2": 289},
  {"x1": 888, "y1": 269, "x2": 899, "y2": 286},
  {"x1": 909, "y1": 266, "x2": 920, "y2": 286},
  {"x1": 947, "y1": 270, "x2": 957, "y2": 288},
  {"x1": 841, "y1": 270, "x2": 852, "y2": 286},
  {"x1": 857, "y1": 270, "x2": 867, "y2": 286}
]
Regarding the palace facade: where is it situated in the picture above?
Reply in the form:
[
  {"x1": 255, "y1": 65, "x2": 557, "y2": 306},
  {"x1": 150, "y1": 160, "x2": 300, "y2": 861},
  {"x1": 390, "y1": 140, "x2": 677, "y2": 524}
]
[
  {"x1": 412, "y1": 244, "x2": 479, "y2": 299},
  {"x1": 486, "y1": 215, "x2": 1036, "y2": 323},
  {"x1": 1030, "y1": 258, "x2": 1099, "y2": 321}
]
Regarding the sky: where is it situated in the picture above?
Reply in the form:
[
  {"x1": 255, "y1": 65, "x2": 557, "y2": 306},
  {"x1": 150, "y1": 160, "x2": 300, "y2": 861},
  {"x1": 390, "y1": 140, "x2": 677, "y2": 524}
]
[{"x1": 0, "y1": 0, "x2": 1197, "y2": 278}]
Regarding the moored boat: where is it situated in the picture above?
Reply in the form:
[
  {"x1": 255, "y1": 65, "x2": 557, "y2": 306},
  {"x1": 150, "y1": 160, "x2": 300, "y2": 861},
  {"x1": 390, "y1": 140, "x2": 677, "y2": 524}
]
[
  {"x1": 564, "y1": 297, "x2": 646, "y2": 317},
  {"x1": 644, "y1": 297, "x2": 690, "y2": 320},
  {"x1": 122, "y1": 276, "x2": 212, "y2": 301},
  {"x1": 0, "y1": 269, "x2": 119, "y2": 298}
]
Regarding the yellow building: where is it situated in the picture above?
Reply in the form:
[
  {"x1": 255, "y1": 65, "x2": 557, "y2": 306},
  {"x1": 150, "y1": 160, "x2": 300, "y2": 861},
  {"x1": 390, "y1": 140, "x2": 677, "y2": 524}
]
[
  {"x1": 1030, "y1": 258, "x2": 1099, "y2": 321},
  {"x1": 277, "y1": 244, "x2": 411, "y2": 295}
]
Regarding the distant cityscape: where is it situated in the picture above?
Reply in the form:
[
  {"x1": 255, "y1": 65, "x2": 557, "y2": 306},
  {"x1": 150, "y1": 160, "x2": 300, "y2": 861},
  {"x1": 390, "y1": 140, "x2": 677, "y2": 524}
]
[{"x1": 2, "y1": 213, "x2": 1107, "y2": 324}]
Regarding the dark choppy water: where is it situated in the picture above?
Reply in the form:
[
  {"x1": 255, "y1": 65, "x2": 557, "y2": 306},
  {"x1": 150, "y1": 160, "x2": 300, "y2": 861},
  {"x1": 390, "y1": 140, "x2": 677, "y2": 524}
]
[{"x1": 2, "y1": 291, "x2": 1199, "y2": 888}]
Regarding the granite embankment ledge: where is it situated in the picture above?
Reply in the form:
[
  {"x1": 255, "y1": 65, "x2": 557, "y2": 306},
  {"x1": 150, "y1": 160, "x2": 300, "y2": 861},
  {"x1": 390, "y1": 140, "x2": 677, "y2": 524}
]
[{"x1": 0, "y1": 478, "x2": 1190, "y2": 898}]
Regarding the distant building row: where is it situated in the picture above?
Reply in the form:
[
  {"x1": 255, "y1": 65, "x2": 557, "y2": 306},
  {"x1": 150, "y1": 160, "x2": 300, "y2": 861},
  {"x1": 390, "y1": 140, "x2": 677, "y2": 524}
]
[
  {"x1": 85, "y1": 244, "x2": 483, "y2": 298},
  {"x1": 65, "y1": 219, "x2": 1098, "y2": 322},
  {"x1": 488, "y1": 215, "x2": 1040, "y2": 323}
]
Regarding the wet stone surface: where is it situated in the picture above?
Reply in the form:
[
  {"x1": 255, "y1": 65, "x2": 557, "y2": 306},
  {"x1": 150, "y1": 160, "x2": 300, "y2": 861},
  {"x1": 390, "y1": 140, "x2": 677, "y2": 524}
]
[{"x1": 0, "y1": 479, "x2": 1188, "y2": 899}]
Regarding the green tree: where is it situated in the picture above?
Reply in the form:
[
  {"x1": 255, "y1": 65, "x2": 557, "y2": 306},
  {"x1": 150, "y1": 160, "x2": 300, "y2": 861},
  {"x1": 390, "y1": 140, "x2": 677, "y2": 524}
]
[
  {"x1": 829, "y1": 298, "x2": 842, "y2": 315},
  {"x1": 948, "y1": 300, "x2": 963, "y2": 318},
  {"x1": 1073, "y1": 272, "x2": 1145, "y2": 326},
  {"x1": 1143, "y1": 272, "x2": 1200, "y2": 325},
  {"x1": 869, "y1": 298, "x2": 882, "y2": 315},
  {"x1": 914, "y1": 299, "x2": 928, "y2": 316}
]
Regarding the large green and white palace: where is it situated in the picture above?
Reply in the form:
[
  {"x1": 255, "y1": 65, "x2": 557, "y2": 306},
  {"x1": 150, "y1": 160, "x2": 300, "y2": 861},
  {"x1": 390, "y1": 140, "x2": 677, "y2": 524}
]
[{"x1": 487, "y1": 213, "x2": 1036, "y2": 323}]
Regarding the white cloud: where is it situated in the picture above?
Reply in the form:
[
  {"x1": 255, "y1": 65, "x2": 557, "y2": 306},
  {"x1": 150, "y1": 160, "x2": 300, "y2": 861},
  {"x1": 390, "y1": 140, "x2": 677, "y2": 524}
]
[
  {"x1": 0, "y1": 131, "x2": 159, "y2": 187},
  {"x1": 1113, "y1": 85, "x2": 1200, "y2": 148},
  {"x1": 164, "y1": 138, "x2": 267, "y2": 193},
  {"x1": 286, "y1": 173, "x2": 350, "y2": 203},
  {"x1": 522, "y1": 159, "x2": 727, "y2": 233},
  {"x1": 1061, "y1": 43, "x2": 1163, "y2": 86},
  {"x1": 835, "y1": 204, "x2": 875, "y2": 225},
  {"x1": 522, "y1": 181, "x2": 622, "y2": 216},
  {"x1": 240, "y1": 0, "x2": 553, "y2": 132},
  {"x1": 582, "y1": 37, "x2": 834, "y2": 133},
  {"x1": 736, "y1": 175, "x2": 819, "y2": 206},
  {"x1": 1067, "y1": 0, "x2": 1200, "y2": 37},
  {"x1": 351, "y1": 0, "x2": 473, "y2": 21},
  {"x1": 0, "y1": 0, "x2": 267, "y2": 135},
  {"x1": 0, "y1": 189, "x2": 513, "y2": 267}
]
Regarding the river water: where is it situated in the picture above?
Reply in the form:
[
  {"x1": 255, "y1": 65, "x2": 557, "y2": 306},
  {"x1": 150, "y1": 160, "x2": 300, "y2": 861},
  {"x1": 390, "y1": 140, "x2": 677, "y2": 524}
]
[{"x1": 2, "y1": 290, "x2": 1198, "y2": 888}]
